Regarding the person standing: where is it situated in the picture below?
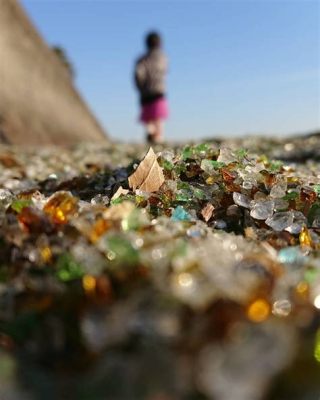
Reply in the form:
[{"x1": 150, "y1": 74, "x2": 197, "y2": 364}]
[{"x1": 134, "y1": 31, "x2": 169, "y2": 144}]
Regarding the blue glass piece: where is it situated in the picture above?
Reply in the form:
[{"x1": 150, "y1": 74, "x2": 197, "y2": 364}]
[
  {"x1": 278, "y1": 247, "x2": 306, "y2": 265},
  {"x1": 171, "y1": 206, "x2": 192, "y2": 222}
]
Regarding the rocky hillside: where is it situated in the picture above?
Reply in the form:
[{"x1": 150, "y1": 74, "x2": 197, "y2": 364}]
[{"x1": 0, "y1": 0, "x2": 107, "y2": 146}]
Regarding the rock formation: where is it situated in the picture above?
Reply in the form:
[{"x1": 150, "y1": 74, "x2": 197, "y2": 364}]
[{"x1": 0, "y1": 0, "x2": 107, "y2": 145}]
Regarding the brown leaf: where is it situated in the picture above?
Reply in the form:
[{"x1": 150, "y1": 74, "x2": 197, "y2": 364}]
[
  {"x1": 201, "y1": 203, "x2": 215, "y2": 222},
  {"x1": 128, "y1": 147, "x2": 164, "y2": 192}
]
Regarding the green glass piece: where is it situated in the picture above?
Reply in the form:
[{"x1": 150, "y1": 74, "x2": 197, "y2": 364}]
[
  {"x1": 314, "y1": 329, "x2": 320, "y2": 362},
  {"x1": 182, "y1": 146, "x2": 193, "y2": 160},
  {"x1": 304, "y1": 267, "x2": 320, "y2": 284},
  {"x1": 122, "y1": 209, "x2": 146, "y2": 231},
  {"x1": 193, "y1": 188, "x2": 206, "y2": 200},
  {"x1": 177, "y1": 182, "x2": 190, "y2": 190},
  {"x1": 176, "y1": 193, "x2": 190, "y2": 202},
  {"x1": 3, "y1": 312, "x2": 39, "y2": 342},
  {"x1": 0, "y1": 266, "x2": 9, "y2": 283},
  {"x1": 173, "y1": 239, "x2": 188, "y2": 257},
  {"x1": 135, "y1": 195, "x2": 145, "y2": 205},
  {"x1": 163, "y1": 160, "x2": 174, "y2": 171},
  {"x1": 235, "y1": 148, "x2": 248, "y2": 159},
  {"x1": 308, "y1": 203, "x2": 320, "y2": 225},
  {"x1": 0, "y1": 351, "x2": 16, "y2": 380},
  {"x1": 110, "y1": 197, "x2": 123, "y2": 205},
  {"x1": 11, "y1": 199, "x2": 32, "y2": 213},
  {"x1": 56, "y1": 253, "x2": 84, "y2": 282},
  {"x1": 200, "y1": 159, "x2": 225, "y2": 173},
  {"x1": 313, "y1": 185, "x2": 320, "y2": 195},
  {"x1": 106, "y1": 235, "x2": 139, "y2": 266},
  {"x1": 195, "y1": 143, "x2": 210, "y2": 155},
  {"x1": 111, "y1": 194, "x2": 135, "y2": 206},
  {"x1": 269, "y1": 160, "x2": 283, "y2": 172},
  {"x1": 176, "y1": 191, "x2": 190, "y2": 202},
  {"x1": 174, "y1": 162, "x2": 187, "y2": 175},
  {"x1": 282, "y1": 192, "x2": 298, "y2": 200}
]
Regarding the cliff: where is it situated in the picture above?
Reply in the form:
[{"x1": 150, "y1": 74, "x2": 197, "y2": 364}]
[{"x1": 0, "y1": 0, "x2": 107, "y2": 145}]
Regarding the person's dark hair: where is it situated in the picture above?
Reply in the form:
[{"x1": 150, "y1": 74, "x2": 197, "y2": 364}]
[{"x1": 145, "y1": 32, "x2": 161, "y2": 50}]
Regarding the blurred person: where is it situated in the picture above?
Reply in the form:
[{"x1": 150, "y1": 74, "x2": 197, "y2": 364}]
[{"x1": 134, "y1": 31, "x2": 169, "y2": 144}]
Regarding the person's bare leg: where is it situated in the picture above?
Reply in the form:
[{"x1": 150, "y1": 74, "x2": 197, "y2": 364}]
[
  {"x1": 154, "y1": 119, "x2": 164, "y2": 143},
  {"x1": 145, "y1": 121, "x2": 156, "y2": 143}
]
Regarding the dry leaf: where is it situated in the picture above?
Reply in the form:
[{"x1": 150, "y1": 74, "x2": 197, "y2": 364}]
[
  {"x1": 201, "y1": 203, "x2": 215, "y2": 222},
  {"x1": 111, "y1": 186, "x2": 129, "y2": 201},
  {"x1": 128, "y1": 147, "x2": 164, "y2": 192}
]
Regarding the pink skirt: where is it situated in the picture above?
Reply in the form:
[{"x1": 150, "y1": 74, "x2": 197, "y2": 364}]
[{"x1": 140, "y1": 97, "x2": 169, "y2": 123}]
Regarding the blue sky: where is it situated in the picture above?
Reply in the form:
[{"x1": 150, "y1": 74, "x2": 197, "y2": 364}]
[{"x1": 22, "y1": 0, "x2": 320, "y2": 142}]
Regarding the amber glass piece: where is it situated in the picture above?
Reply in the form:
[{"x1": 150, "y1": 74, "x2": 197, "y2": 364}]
[
  {"x1": 287, "y1": 176, "x2": 300, "y2": 185},
  {"x1": 16, "y1": 190, "x2": 36, "y2": 200},
  {"x1": 299, "y1": 226, "x2": 313, "y2": 247},
  {"x1": 205, "y1": 176, "x2": 217, "y2": 185},
  {"x1": 82, "y1": 274, "x2": 96, "y2": 295},
  {"x1": 90, "y1": 218, "x2": 111, "y2": 243},
  {"x1": 185, "y1": 162, "x2": 202, "y2": 178},
  {"x1": 95, "y1": 276, "x2": 112, "y2": 302},
  {"x1": 263, "y1": 173, "x2": 276, "y2": 190},
  {"x1": 18, "y1": 207, "x2": 50, "y2": 234},
  {"x1": 295, "y1": 281, "x2": 309, "y2": 301},
  {"x1": 246, "y1": 298, "x2": 270, "y2": 323},
  {"x1": 41, "y1": 246, "x2": 52, "y2": 263},
  {"x1": 43, "y1": 192, "x2": 78, "y2": 224},
  {"x1": 225, "y1": 182, "x2": 241, "y2": 193},
  {"x1": 300, "y1": 187, "x2": 317, "y2": 204},
  {"x1": 221, "y1": 168, "x2": 236, "y2": 183}
]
